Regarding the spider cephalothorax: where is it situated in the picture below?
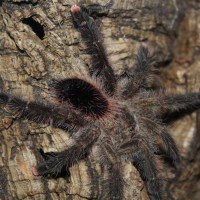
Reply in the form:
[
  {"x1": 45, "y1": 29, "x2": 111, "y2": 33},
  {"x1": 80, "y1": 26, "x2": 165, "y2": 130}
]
[{"x1": 1, "y1": 3, "x2": 200, "y2": 200}]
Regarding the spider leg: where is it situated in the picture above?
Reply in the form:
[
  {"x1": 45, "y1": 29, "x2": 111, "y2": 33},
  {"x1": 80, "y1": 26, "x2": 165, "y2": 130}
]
[
  {"x1": 120, "y1": 137, "x2": 162, "y2": 200},
  {"x1": 156, "y1": 129, "x2": 180, "y2": 166},
  {"x1": 32, "y1": 147, "x2": 85, "y2": 177},
  {"x1": 80, "y1": 0, "x2": 114, "y2": 17},
  {"x1": 33, "y1": 127, "x2": 100, "y2": 177},
  {"x1": 0, "y1": 92, "x2": 87, "y2": 131},
  {"x1": 162, "y1": 92, "x2": 200, "y2": 123},
  {"x1": 133, "y1": 46, "x2": 159, "y2": 88},
  {"x1": 33, "y1": 146, "x2": 88, "y2": 177},
  {"x1": 117, "y1": 45, "x2": 160, "y2": 99},
  {"x1": 99, "y1": 165, "x2": 123, "y2": 200},
  {"x1": 132, "y1": 151, "x2": 161, "y2": 200},
  {"x1": 70, "y1": 5, "x2": 116, "y2": 94},
  {"x1": 97, "y1": 139, "x2": 123, "y2": 199},
  {"x1": 139, "y1": 116, "x2": 180, "y2": 166}
]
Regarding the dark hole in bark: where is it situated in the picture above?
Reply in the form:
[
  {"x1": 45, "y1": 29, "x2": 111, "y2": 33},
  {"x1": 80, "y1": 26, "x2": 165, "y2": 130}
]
[{"x1": 22, "y1": 17, "x2": 45, "y2": 40}]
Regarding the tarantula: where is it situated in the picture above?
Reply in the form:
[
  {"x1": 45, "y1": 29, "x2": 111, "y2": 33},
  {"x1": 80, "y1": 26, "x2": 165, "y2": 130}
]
[{"x1": 1, "y1": 3, "x2": 200, "y2": 200}]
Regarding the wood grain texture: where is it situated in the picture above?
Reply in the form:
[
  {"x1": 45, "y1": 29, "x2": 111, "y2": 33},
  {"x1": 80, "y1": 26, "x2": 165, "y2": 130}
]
[{"x1": 0, "y1": 0, "x2": 200, "y2": 199}]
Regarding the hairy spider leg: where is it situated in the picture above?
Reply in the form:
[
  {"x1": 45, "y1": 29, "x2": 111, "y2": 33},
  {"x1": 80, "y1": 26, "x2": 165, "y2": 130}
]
[
  {"x1": 133, "y1": 46, "x2": 159, "y2": 89},
  {"x1": 33, "y1": 146, "x2": 87, "y2": 177},
  {"x1": 118, "y1": 46, "x2": 160, "y2": 99},
  {"x1": 33, "y1": 126, "x2": 100, "y2": 177},
  {"x1": 32, "y1": 148, "x2": 84, "y2": 177},
  {"x1": 163, "y1": 93, "x2": 200, "y2": 123},
  {"x1": 132, "y1": 151, "x2": 161, "y2": 200},
  {"x1": 0, "y1": 93, "x2": 86, "y2": 131},
  {"x1": 97, "y1": 139, "x2": 123, "y2": 200},
  {"x1": 120, "y1": 137, "x2": 162, "y2": 200},
  {"x1": 139, "y1": 115, "x2": 180, "y2": 167},
  {"x1": 155, "y1": 129, "x2": 180, "y2": 167},
  {"x1": 99, "y1": 166, "x2": 123, "y2": 200},
  {"x1": 128, "y1": 93, "x2": 180, "y2": 167},
  {"x1": 70, "y1": 5, "x2": 116, "y2": 94},
  {"x1": 80, "y1": 0, "x2": 114, "y2": 16}
]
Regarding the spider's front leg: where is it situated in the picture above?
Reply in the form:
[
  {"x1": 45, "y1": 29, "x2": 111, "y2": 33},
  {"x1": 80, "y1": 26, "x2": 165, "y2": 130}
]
[
  {"x1": 32, "y1": 126, "x2": 100, "y2": 177},
  {"x1": 80, "y1": 0, "x2": 114, "y2": 17},
  {"x1": 70, "y1": 5, "x2": 116, "y2": 94}
]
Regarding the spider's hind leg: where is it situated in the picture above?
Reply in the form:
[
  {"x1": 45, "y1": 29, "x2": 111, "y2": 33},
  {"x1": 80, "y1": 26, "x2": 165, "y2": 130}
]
[
  {"x1": 97, "y1": 142, "x2": 123, "y2": 200},
  {"x1": 132, "y1": 151, "x2": 162, "y2": 200},
  {"x1": 120, "y1": 137, "x2": 162, "y2": 200},
  {"x1": 70, "y1": 5, "x2": 116, "y2": 94},
  {"x1": 99, "y1": 165, "x2": 123, "y2": 200}
]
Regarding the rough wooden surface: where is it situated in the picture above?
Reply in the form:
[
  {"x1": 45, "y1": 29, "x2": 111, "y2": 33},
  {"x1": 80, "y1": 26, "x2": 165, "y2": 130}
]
[
  {"x1": 0, "y1": 0, "x2": 200, "y2": 199},
  {"x1": 161, "y1": 1, "x2": 200, "y2": 199}
]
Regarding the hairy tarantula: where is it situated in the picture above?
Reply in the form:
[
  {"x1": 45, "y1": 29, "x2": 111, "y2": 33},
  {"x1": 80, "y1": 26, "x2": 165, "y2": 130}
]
[{"x1": 1, "y1": 3, "x2": 200, "y2": 200}]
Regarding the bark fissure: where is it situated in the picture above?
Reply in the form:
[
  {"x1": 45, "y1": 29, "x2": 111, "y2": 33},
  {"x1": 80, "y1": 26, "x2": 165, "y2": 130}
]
[{"x1": 0, "y1": 0, "x2": 200, "y2": 199}]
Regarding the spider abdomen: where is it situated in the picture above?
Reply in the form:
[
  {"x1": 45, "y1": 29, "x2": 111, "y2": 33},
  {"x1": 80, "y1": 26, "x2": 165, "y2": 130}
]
[{"x1": 53, "y1": 78, "x2": 110, "y2": 119}]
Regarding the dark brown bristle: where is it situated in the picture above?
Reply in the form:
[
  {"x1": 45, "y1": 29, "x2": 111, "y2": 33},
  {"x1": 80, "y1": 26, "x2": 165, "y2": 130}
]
[{"x1": 53, "y1": 78, "x2": 109, "y2": 119}]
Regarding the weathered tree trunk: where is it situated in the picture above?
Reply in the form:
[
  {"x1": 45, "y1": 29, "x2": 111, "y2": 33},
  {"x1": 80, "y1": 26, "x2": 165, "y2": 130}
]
[{"x1": 0, "y1": 0, "x2": 200, "y2": 199}]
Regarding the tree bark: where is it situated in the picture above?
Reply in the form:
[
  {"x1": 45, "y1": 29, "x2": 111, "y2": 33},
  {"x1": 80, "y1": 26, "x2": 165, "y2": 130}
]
[{"x1": 0, "y1": 0, "x2": 200, "y2": 199}]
